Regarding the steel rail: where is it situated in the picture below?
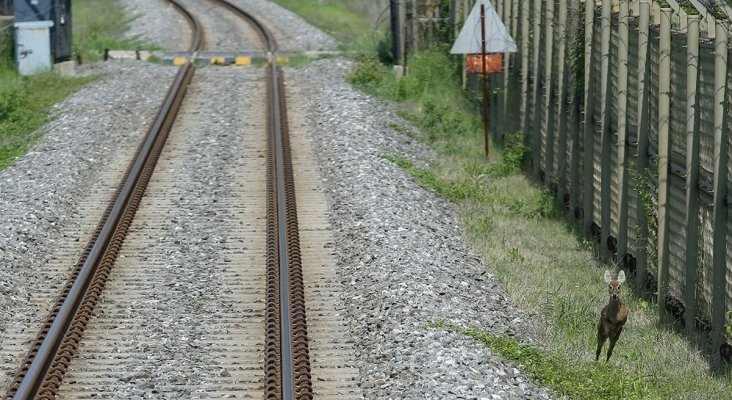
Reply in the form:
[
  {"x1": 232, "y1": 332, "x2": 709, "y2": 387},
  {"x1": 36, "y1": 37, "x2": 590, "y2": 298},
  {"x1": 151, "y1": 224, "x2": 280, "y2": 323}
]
[
  {"x1": 207, "y1": 1, "x2": 312, "y2": 398},
  {"x1": 4, "y1": 2, "x2": 202, "y2": 399}
]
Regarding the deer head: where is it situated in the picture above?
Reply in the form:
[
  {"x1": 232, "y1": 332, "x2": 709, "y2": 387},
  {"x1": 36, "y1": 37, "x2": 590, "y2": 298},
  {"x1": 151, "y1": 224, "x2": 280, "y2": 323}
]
[{"x1": 604, "y1": 270, "x2": 626, "y2": 302}]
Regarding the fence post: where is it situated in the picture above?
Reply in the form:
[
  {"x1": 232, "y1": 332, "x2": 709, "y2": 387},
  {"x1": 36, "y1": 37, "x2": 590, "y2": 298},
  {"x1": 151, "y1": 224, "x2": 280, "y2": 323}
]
[
  {"x1": 599, "y1": 0, "x2": 613, "y2": 258},
  {"x1": 616, "y1": 0, "x2": 630, "y2": 257},
  {"x1": 635, "y1": 0, "x2": 651, "y2": 288},
  {"x1": 582, "y1": 0, "x2": 596, "y2": 236},
  {"x1": 542, "y1": 0, "x2": 556, "y2": 184},
  {"x1": 390, "y1": 0, "x2": 402, "y2": 63},
  {"x1": 711, "y1": 20, "x2": 729, "y2": 366},
  {"x1": 532, "y1": 0, "x2": 544, "y2": 179},
  {"x1": 683, "y1": 14, "x2": 701, "y2": 336},
  {"x1": 501, "y1": 0, "x2": 512, "y2": 139},
  {"x1": 520, "y1": 0, "x2": 531, "y2": 139},
  {"x1": 556, "y1": 0, "x2": 569, "y2": 201},
  {"x1": 656, "y1": 7, "x2": 672, "y2": 310}
]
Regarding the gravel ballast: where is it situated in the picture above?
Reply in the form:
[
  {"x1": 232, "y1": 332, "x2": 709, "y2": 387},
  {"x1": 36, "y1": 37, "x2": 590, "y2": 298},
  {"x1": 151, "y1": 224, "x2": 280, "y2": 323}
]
[
  {"x1": 288, "y1": 60, "x2": 553, "y2": 399},
  {"x1": 1, "y1": 1, "x2": 554, "y2": 398}
]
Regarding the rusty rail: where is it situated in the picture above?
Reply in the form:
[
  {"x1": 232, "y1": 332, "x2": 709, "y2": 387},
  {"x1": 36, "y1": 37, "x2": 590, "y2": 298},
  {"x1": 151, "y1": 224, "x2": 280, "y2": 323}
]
[{"x1": 4, "y1": 2, "x2": 202, "y2": 399}]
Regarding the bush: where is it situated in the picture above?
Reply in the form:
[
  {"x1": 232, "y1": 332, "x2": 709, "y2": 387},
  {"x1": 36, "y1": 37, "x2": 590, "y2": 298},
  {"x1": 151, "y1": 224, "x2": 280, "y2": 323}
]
[{"x1": 347, "y1": 56, "x2": 387, "y2": 86}]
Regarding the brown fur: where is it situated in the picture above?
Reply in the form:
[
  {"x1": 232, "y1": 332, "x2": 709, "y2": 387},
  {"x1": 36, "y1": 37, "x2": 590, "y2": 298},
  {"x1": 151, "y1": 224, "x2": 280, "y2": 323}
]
[{"x1": 595, "y1": 270, "x2": 628, "y2": 362}]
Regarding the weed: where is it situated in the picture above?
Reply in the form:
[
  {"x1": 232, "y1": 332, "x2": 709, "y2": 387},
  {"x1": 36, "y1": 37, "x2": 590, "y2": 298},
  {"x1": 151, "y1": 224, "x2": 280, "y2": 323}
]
[
  {"x1": 506, "y1": 247, "x2": 524, "y2": 263},
  {"x1": 347, "y1": 56, "x2": 387, "y2": 86}
]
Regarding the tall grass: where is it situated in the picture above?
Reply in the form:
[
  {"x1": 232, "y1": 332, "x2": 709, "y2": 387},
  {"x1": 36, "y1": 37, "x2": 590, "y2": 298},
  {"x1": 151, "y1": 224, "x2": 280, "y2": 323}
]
[
  {"x1": 271, "y1": 0, "x2": 390, "y2": 54},
  {"x1": 73, "y1": 0, "x2": 160, "y2": 61}
]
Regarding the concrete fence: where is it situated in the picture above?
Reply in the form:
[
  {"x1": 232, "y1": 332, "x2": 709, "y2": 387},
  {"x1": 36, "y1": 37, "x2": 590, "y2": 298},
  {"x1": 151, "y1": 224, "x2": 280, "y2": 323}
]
[{"x1": 492, "y1": 0, "x2": 732, "y2": 362}]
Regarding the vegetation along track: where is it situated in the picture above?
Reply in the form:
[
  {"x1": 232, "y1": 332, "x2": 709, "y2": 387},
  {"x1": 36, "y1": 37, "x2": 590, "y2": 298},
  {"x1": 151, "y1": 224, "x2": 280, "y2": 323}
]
[{"x1": 3, "y1": 0, "x2": 359, "y2": 398}]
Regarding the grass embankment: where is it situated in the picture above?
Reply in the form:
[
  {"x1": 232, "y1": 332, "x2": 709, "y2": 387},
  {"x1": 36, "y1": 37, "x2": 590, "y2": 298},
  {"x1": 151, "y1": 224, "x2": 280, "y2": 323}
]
[
  {"x1": 344, "y1": 43, "x2": 731, "y2": 400},
  {"x1": 0, "y1": 0, "x2": 158, "y2": 170},
  {"x1": 73, "y1": 0, "x2": 160, "y2": 61},
  {"x1": 271, "y1": 0, "x2": 390, "y2": 54}
]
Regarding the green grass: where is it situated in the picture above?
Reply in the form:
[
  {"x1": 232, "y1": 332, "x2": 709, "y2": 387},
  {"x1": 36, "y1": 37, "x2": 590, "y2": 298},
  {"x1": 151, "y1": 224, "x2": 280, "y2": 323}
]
[
  {"x1": 0, "y1": 68, "x2": 94, "y2": 168},
  {"x1": 73, "y1": 0, "x2": 161, "y2": 61},
  {"x1": 271, "y1": 0, "x2": 390, "y2": 55},
  {"x1": 0, "y1": 0, "x2": 157, "y2": 169}
]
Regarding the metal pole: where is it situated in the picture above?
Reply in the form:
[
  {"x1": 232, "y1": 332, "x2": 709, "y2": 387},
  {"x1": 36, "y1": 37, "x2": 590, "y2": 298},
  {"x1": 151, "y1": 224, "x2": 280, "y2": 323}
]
[
  {"x1": 481, "y1": 3, "x2": 490, "y2": 158},
  {"x1": 403, "y1": 25, "x2": 408, "y2": 76}
]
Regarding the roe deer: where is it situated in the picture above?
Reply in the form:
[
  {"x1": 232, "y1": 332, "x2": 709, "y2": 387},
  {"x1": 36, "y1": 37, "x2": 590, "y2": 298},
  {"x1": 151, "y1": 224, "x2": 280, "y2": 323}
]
[{"x1": 595, "y1": 270, "x2": 628, "y2": 361}]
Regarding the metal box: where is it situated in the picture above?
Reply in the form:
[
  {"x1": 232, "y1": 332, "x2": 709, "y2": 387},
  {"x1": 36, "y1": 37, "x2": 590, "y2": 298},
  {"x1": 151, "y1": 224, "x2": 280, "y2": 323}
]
[
  {"x1": 14, "y1": 20, "x2": 53, "y2": 74},
  {"x1": 14, "y1": 0, "x2": 70, "y2": 62}
]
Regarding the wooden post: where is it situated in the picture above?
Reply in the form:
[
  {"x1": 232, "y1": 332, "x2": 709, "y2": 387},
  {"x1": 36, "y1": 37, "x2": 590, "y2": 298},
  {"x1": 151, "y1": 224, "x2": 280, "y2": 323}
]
[
  {"x1": 635, "y1": 0, "x2": 651, "y2": 288},
  {"x1": 582, "y1": 0, "x2": 597, "y2": 236},
  {"x1": 556, "y1": 0, "x2": 569, "y2": 200},
  {"x1": 569, "y1": 0, "x2": 581, "y2": 214},
  {"x1": 501, "y1": 0, "x2": 512, "y2": 139},
  {"x1": 520, "y1": 0, "x2": 531, "y2": 139},
  {"x1": 531, "y1": 0, "x2": 544, "y2": 179},
  {"x1": 543, "y1": 0, "x2": 556, "y2": 184},
  {"x1": 599, "y1": 0, "x2": 613, "y2": 259},
  {"x1": 656, "y1": 7, "x2": 672, "y2": 309},
  {"x1": 481, "y1": 3, "x2": 490, "y2": 158},
  {"x1": 711, "y1": 20, "x2": 729, "y2": 366},
  {"x1": 683, "y1": 14, "x2": 701, "y2": 336},
  {"x1": 616, "y1": 0, "x2": 630, "y2": 257}
]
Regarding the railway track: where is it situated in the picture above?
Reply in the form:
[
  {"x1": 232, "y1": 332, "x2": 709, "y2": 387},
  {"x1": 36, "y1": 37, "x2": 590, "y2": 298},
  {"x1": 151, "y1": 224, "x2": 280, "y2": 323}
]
[{"x1": 2, "y1": 0, "x2": 360, "y2": 398}]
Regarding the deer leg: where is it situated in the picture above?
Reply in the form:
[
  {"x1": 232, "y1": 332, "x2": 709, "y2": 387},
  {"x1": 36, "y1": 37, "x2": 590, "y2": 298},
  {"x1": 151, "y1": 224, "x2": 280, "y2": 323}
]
[
  {"x1": 595, "y1": 326, "x2": 607, "y2": 361},
  {"x1": 606, "y1": 328, "x2": 624, "y2": 362}
]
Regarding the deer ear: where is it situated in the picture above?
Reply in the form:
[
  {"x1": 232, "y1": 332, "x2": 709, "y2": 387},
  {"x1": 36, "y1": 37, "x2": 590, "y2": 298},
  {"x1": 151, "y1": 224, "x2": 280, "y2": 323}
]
[
  {"x1": 617, "y1": 270, "x2": 626, "y2": 284},
  {"x1": 604, "y1": 270, "x2": 612, "y2": 283}
]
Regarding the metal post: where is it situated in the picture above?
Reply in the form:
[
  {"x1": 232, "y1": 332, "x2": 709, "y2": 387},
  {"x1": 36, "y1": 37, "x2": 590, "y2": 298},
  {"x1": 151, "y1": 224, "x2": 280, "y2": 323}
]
[
  {"x1": 481, "y1": 3, "x2": 490, "y2": 158},
  {"x1": 656, "y1": 7, "x2": 672, "y2": 309},
  {"x1": 635, "y1": 0, "x2": 651, "y2": 288},
  {"x1": 390, "y1": 0, "x2": 402, "y2": 63},
  {"x1": 710, "y1": 20, "x2": 729, "y2": 366},
  {"x1": 683, "y1": 14, "x2": 700, "y2": 336},
  {"x1": 616, "y1": 0, "x2": 630, "y2": 257},
  {"x1": 403, "y1": 25, "x2": 408, "y2": 76}
]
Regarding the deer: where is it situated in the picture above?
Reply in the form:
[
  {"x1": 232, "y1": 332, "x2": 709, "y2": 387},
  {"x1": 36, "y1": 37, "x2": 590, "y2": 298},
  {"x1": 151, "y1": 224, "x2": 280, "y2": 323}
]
[{"x1": 595, "y1": 270, "x2": 628, "y2": 362}]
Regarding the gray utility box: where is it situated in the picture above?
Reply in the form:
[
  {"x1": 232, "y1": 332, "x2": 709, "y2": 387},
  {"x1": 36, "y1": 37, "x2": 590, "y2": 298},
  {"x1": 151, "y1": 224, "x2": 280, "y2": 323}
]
[
  {"x1": 14, "y1": 0, "x2": 70, "y2": 62},
  {"x1": 14, "y1": 20, "x2": 53, "y2": 74}
]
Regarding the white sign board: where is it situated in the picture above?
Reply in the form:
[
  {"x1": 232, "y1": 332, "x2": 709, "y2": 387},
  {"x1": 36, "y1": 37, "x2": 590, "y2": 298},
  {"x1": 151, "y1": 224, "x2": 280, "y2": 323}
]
[{"x1": 450, "y1": 0, "x2": 518, "y2": 54}]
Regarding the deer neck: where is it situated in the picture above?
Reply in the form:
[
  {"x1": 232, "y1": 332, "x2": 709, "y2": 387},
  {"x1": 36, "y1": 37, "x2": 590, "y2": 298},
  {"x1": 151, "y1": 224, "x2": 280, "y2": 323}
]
[{"x1": 606, "y1": 297, "x2": 625, "y2": 314}]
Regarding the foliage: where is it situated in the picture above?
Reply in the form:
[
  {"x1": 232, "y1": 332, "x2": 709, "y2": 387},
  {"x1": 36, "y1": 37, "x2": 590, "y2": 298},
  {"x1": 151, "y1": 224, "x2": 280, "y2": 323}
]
[
  {"x1": 487, "y1": 131, "x2": 530, "y2": 177},
  {"x1": 271, "y1": 0, "x2": 390, "y2": 54},
  {"x1": 629, "y1": 161, "x2": 659, "y2": 268},
  {"x1": 347, "y1": 56, "x2": 387, "y2": 86},
  {"x1": 0, "y1": 71, "x2": 93, "y2": 168},
  {"x1": 73, "y1": 0, "x2": 161, "y2": 61}
]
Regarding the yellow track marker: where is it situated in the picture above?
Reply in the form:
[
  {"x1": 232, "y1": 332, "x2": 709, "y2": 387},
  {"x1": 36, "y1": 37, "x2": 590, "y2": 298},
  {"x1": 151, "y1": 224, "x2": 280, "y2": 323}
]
[
  {"x1": 173, "y1": 57, "x2": 189, "y2": 66},
  {"x1": 275, "y1": 56, "x2": 289, "y2": 64},
  {"x1": 210, "y1": 57, "x2": 226, "y2": 65},
  {"x1": 235, "y1": 56, "x2": 252, "y2": 66}
]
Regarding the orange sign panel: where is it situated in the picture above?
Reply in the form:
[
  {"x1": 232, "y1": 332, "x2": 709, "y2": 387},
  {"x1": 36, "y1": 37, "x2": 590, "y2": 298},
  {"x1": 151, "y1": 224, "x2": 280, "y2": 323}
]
[{"x1": 466, "y1": 54, "x2": 503, "y2": 73}]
